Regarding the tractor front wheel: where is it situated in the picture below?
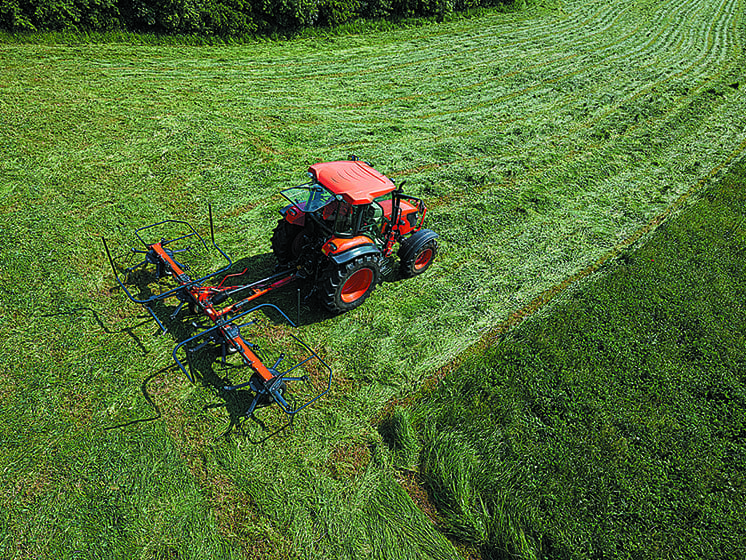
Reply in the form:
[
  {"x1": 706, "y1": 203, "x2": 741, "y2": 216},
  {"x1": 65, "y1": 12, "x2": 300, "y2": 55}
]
[
  {"x1": 400, "y1": 239, "x2": 437, "y2": 277},
  {"x1": 318, "y1": 254, "x2": 381, "y2": 313}
]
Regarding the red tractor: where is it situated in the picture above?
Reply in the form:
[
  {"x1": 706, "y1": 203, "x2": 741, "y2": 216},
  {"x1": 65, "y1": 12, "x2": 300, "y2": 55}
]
[
  {"x1": 101, "y1": 158, "x2": 436, "y2": 429},
  {"x1": 272, "y1": 157, "x2": 438, "y2": 313}
]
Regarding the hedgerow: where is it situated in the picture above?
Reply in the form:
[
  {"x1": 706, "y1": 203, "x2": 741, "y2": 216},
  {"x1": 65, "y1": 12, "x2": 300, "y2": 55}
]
[
  {"x1": 0, "y1": 0, "x2": 516, "y2": 35},
  {"x1": 0, "y1": 0, "x2": 121, "y2": 31}
]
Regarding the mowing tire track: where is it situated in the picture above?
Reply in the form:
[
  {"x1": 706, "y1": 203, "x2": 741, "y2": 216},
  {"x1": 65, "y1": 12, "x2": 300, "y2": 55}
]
[
  {"x1": 238, "y1": 1, "x2": 627, "y2": 84},
  {"x1": 378, "y1": 0, "x2": 737, "y2": 225},
  {"x1": 251, "y1": 0, "x2": 670, "y2": 114},
  {"x1": 258, "y1": 0, "x2": 686, "y2": 123},
  {"x1": 375, "y1": 0, "x2": 713, "y2": 124},
  {"x1": 327, "y1": 0, "x2": 702, "y2": 158},
  {"x1": 406, "y1": 0, "x2": 704, "y2": 133},
  {"x1": 416, "y1": 0, "x2": 740, "y2": 308},
  {"x1": 262, "y1": 0, "x2": 719, "y2": 171}
]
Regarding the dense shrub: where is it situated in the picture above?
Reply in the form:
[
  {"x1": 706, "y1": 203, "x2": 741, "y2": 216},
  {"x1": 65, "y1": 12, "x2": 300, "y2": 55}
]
[
  {"x1": 317, "y1": 0, "x2": 360, "y2": 27},
  {"x1": 357, "y1": 0, "x2": 392, "y2": 19},
  {"x1": 118, "y1": 0, "x2": 202, "y2": 33},
  {"x1": 251, "y1": 0, "x2": 314, "y2": 31},
  {"x1": 0, "y1": 0, "x2": 120, "y2": 31},
  {"x1": 0, "y1": 0, "x2": 516, "y2": 36},
  {"x1": 0, "y1": 0, "x2": 33, "y2": 30},
  {"x1": 199, "y1": 0, "x2": 256, "y2": 36}
]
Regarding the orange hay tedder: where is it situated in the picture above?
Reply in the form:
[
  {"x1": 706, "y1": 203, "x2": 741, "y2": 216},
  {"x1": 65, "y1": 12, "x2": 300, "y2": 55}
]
[{"x1": 103, "y1": 157, "x2": 437, "y2": 432}]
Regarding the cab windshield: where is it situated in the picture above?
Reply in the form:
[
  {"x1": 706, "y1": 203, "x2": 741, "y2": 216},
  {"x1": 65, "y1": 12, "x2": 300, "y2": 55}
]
[{"x1": 280, "y1": 183, "x2": 336, "y2": 213}]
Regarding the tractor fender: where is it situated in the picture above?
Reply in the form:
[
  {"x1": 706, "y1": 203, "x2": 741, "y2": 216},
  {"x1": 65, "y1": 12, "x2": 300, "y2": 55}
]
[
  {"x1": 399, "y1": 229, "x2": 439, "y2": 262},
  {"x1": 329, "y1": 243, "x2": 381, "y2": 266}
]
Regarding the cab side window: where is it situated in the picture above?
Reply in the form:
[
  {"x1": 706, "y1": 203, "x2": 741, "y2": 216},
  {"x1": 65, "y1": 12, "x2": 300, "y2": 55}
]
[{"x1": 359, "y1": 201, "x2": 384, "y2": 235}]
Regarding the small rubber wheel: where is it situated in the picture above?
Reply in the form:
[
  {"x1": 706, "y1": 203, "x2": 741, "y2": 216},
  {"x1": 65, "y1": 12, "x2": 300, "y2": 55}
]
[
  {"x1": 271, "y1": 219, "x2": 305, "y2": 265},
  {"x1": 400, "y1": 239, "x2": 437, "y2": 277},
  {"x1": 318, "y1": 254, "x2": 381, "y2": 313}
]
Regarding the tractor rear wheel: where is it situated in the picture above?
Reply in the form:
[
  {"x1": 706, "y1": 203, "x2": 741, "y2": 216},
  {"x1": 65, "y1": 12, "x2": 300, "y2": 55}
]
[
  {"x1": 400, "y1": 238, "x2": 437, "y2": 277},
  {"x1": 318, "y1": 254, "x2": 381, "y2": 313},
  {"x1": 271, "y1": 219, "x2": 305, "y2": 265}
]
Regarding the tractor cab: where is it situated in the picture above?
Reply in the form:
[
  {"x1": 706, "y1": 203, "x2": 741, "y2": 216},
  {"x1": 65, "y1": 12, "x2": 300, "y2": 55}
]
[
  {"x1": 279, "y1": 159, "x2": 422, "y2": 241},
  {"x1": 279, "y1": 183, "x2": 375, "y2": 238}
]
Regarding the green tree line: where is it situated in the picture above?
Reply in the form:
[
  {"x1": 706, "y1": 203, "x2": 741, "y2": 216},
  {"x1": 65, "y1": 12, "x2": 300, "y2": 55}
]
[{"x1": 0, "y1": 0, "x2": 509, "y2": 36}]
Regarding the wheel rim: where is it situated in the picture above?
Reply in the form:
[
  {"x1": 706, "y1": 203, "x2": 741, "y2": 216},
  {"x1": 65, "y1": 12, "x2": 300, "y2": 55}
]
[
  {"x1": 291, "y1": 232, "x2": 306, "y2": 258},
  {"x1": 414, "y1": 248, "x2": 433, "y2": 270},
  {"x1": 341, "y1": 268, "x2": 373, "y2": 303}
]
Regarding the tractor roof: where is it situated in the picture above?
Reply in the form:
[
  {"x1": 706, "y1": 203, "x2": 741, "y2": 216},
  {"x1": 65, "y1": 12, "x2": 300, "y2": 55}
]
[{"x1": 309, "y1": 160, "x2": 396, "y2": 205}]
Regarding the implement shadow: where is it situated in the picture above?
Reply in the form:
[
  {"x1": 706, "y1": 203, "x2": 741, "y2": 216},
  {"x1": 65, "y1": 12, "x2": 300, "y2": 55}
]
[
  {"x1": 187, "y1": 344, "x2": 296, "y2": 444},
  {"x1": 135, "y1": 285, "x2": 315, "y2": 442},
  {"x1": 105, "y1": 366, "x2": 172, "y2": 430},
  {"x1": 40, "y1": 306, "x2": 152, "y2": 355},
  {"x1": 220, "y1": 254, "x2": 335, "y2": 328},
  {"x1": 102, "y1": 242, "x2": 337, "y2": 440},
  {"x1": 37, "y1": 307, "x2": 169, "y2": 430},
  {"x1": 221, "y1": 252, "x2": 412, "y2": 327}
]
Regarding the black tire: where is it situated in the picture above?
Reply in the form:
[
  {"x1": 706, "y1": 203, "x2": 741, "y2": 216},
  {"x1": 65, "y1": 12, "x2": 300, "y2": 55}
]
[
  {"x1": 400, "y1": 238, "x2": 437, "y2": 277},
  {"x1": 317, "y1": 254, "x2": 381, "y2": 313},
  {"x1": 271, "y1": 219, "x2": 305, "y2": 265}
]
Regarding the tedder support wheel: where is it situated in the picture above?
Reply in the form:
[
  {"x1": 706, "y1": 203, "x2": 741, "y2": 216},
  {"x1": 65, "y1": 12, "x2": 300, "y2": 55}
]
[
  {"x1": 318, "y1": 254, "x2": 381, "y2": 313},
  {"x1": 271, "y1": 219, "x2": 305, "y2": 265},
  {"x1": 400, "y1": 238, "x2": 437, "y2": 278}
]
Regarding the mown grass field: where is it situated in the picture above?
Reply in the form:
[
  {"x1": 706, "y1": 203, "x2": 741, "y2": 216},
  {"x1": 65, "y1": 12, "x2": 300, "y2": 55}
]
[
  {"x1": 0, "y1": 0, "x2": 745, "y2": 558},
  {"x1": 389, "y1": 161, "x2": 745, "y2": 559}
]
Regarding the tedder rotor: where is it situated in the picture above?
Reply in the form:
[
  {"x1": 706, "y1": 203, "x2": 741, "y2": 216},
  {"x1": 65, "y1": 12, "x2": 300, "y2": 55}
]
[{"x1": 103, "y1": 157, "x2": 437, "y2": 431}]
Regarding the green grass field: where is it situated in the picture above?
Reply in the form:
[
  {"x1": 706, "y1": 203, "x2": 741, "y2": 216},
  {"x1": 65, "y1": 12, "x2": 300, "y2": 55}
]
[
  {"x1": 1, "y1": 0, "x2": 745, "y2": 557},
  {"x1": 391, "y1": 161, "x2": 746, "y2": 559}
]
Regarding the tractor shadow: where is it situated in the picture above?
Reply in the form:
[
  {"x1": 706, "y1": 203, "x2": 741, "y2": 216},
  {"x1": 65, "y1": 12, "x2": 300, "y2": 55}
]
[
  {"x1": 220, "y1": 253, "x2": 412, "y2": 327},
  {"x1": 216, "y1": 253, "x2": 333, "y2": 328},
  {"x1": 114, "y1": 250, "x2": 325, "y2": 326},
  {"x1": 114, "y1": 243, "x2": 410, "y2": 329}
]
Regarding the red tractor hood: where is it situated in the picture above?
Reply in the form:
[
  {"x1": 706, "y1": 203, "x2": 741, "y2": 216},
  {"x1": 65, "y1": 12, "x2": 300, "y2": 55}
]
[{"x1": 309, "y1": 160, "x2": 396, "y2": 205}]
